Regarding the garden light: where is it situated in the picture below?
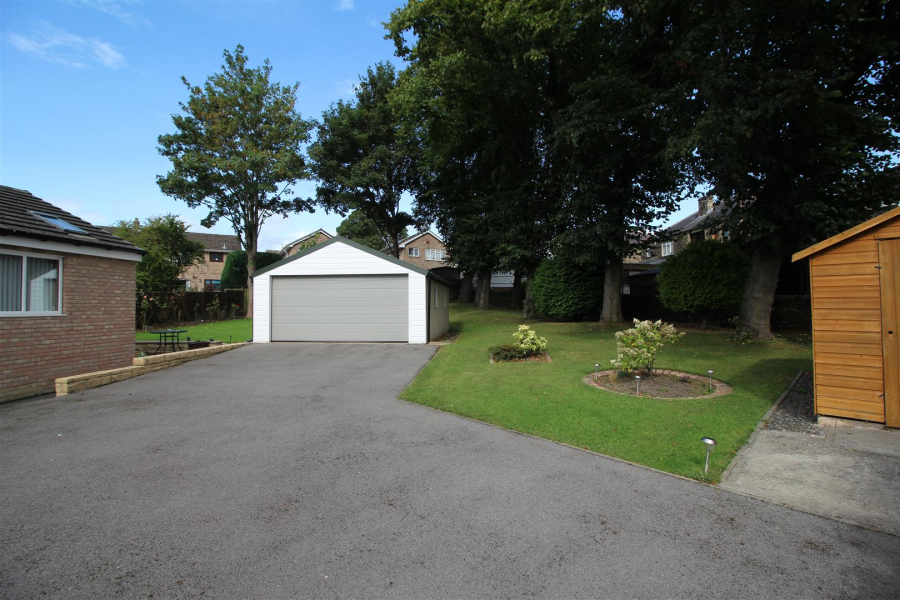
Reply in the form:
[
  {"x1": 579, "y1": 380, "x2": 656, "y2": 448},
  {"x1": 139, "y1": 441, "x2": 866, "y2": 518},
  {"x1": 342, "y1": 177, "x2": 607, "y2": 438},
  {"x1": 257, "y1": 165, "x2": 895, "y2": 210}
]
[
  {"x1": 701, "y1": 437, "x2": 717, "y2": 474},
  {"x1": 594, "y1": 363, "x2": 600, "y2": 378},
  {"x1": 707, "y1": 370, "x2": 714, "y2": 391},
  {"x1": 635, "y1": 375, "x2": 641, "y2": 395}
]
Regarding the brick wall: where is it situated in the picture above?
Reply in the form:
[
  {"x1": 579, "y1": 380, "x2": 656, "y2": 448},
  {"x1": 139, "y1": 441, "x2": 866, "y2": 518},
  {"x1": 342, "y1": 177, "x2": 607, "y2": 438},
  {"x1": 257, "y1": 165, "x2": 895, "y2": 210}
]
[
  {"x1": 285, "y1": 232, "x2": 331, "y2": 256},
  {"x1": 0, "y1": 245, "x2": 137, "y2": 402},
  {"x1": 400, "y1": 233, "x2": 449, "y2": 270}
]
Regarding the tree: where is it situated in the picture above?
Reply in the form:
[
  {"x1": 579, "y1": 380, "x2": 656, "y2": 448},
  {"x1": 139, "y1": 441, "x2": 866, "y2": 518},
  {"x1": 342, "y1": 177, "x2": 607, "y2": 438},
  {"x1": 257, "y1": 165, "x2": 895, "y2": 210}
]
[
  {"x1": 660, "y1": 0, "x2": 900, "y2": 338},
  {"x1": 220, "y1": 250, "x2": 282, "y2": 288},
  {"x1": 308, "y1": 62, "x2": 419, "y2": 258},
  {"x1": 658, "y1": 240, "x2": 749, "y2": 326},
  {"x1": 336, "y1": 209, "x2": 408, "y2": 251},
  {"x1": 157, "y1": 45, "x2": 315, "y2": 315},
  {"x1": 112, "y1": 215, "x2": 204, "y2": 290},
  {"x1": 389, "y1": 0, "x2": 554, "y2": 312}
]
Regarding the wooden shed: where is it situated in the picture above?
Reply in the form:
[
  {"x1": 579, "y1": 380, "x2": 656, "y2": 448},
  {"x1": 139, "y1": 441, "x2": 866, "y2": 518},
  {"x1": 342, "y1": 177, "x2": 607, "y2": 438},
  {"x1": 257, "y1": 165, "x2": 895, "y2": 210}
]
[{"x1": 793, "y1": 206, "x2": 900, "y2": 427}]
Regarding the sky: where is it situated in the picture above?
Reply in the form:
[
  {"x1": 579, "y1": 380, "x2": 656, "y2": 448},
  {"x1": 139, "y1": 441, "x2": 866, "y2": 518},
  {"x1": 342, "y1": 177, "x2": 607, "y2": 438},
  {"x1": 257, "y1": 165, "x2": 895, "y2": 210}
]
[{"x1": 0, "y1": 0, "x2": 699, "y2": 253}]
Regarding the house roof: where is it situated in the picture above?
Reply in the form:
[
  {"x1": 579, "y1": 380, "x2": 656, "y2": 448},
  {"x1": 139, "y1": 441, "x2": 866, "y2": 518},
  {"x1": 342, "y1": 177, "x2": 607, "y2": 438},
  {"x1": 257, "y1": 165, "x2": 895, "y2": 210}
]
[
  {"x1": 0, "y1": 186, "x2": 143, "y2": 255},
  {"x1": 253, "y1": 235, "x2": 450, "y2": 285},
  {"x1": 397, "y1": 230, "x2": 443, "y2": 248},
  {"x1": 792, "y1": 205, "x2": 900, "y2": 262},
  {"x1": 280, "y1": 229, "x2": 333, "y2": 254},
  {"x1": 665, "y1": 197, "x2": 728, "y2": 235},
  {"x1": 184, "y1": 231, "x2": 241, "y2": 252}
]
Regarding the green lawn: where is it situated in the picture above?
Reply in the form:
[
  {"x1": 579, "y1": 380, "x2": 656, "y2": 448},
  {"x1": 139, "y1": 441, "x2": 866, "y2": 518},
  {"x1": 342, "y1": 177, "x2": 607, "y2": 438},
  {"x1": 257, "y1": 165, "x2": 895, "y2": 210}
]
[
  {"x1": 136, "y1": 318, "x2": 252, "y2": 343},
  {"x1": 401, "y1": 305, "x2": 812, "y2": 481}
]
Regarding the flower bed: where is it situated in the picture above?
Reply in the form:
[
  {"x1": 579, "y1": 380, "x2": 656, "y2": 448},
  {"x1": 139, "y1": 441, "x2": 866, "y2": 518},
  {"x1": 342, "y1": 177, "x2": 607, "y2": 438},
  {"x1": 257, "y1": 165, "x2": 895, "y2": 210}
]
[{"x1": 584, "y1": 369, "x2": 732, "y2": 400}]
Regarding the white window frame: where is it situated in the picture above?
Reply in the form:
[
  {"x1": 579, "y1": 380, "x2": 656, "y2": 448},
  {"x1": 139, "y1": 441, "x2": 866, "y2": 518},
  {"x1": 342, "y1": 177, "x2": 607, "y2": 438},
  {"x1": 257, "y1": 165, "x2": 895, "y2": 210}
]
[
  {"x1": 661, "y1": 242, "x2": 674, "y2": 257},
  {"x1": 408, "y1": 247, "x2": 420, "y2": 257},
  {"x1": 425, "y1": 248, "x2": 445, "y2": 262},
  {"x1": 0, "y1": 249, "x2": 64, "y2": 317}
]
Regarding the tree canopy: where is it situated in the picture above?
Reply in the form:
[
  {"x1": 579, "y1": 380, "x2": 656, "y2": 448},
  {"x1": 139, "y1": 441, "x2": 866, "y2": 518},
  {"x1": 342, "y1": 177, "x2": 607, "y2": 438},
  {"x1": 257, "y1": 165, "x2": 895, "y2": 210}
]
[
  {"x1": 112, "y1": 215, "x2": 204, "y2": 290},
  {"x1": 336, "y1": 209, "x2": 408, "y2": 251},
  {"x1": 308, "y1": 62, "x2": 418, "y2": 258}
]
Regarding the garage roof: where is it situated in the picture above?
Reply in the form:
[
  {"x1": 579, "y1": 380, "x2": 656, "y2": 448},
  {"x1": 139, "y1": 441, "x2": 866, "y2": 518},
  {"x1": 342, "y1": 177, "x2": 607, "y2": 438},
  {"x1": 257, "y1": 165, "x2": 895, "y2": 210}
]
[{"x1": 252, "y1": 235, "x2": 449, "y2": 284}]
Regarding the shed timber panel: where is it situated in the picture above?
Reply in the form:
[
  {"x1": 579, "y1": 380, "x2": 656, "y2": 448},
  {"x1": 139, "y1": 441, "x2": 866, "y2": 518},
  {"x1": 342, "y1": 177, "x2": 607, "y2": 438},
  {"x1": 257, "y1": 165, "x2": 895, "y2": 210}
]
[{"x1": 796, "y1": 206, "x2": 900, "y2": 424}]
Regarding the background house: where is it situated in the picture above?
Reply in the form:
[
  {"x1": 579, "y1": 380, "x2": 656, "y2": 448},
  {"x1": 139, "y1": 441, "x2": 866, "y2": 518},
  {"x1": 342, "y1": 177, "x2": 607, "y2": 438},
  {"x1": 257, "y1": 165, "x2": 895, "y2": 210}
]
[
  {"x1": 279, "y1": 229, "x2": 333, "y2": 257},
  {"x1": 180, "y1": 232, "x2": 241, "y2": 290},
  {"x1": 0, "y1": 185, "x2": 143, "y2": 402}
]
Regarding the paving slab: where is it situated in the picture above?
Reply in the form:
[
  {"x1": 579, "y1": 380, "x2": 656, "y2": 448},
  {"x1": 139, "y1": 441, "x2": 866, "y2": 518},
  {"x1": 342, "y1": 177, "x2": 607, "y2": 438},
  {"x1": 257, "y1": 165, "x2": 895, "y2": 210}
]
[
  {"x1": 721, "y1": 426, "x2": 900, "y2": 536},
  {"x1": 2, "y1": 343, "x2": 899, "y2": 598}
]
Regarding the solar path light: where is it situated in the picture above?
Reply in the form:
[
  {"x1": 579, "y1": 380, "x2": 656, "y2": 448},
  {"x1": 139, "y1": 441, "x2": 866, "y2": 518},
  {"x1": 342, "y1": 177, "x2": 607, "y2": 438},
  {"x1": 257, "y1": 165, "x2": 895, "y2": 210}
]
[
  {"x1": 635, "y1": 375, "x2": 641, "y2": 396},
  {"x1": 595, "y1": 363, "x2": 600, "y2": 378},
  {"x1": 701, "y1": 437, "x2": 717, "y2": 474},
  {"x1": 707, "y1": 370, "x2": 714, "y2": 391}
]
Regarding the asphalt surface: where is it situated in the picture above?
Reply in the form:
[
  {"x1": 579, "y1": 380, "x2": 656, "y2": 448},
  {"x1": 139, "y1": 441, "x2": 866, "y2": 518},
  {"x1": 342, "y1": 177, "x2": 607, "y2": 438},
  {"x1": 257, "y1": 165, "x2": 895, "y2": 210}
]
[{"x1": 2, "y1": 343, "x2": 899, "y2": 599}]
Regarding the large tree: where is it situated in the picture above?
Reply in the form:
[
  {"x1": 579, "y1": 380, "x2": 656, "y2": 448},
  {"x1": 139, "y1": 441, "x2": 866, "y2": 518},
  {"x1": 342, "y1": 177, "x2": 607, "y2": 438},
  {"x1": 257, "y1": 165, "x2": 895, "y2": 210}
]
[
  {"x1": 336, "y1": 209, "x2": 408, "y2": 251},
  {"x1": 389, "y1": 0, "x2": 554, "y2": 312},
  {"x1": 112, "y1": 215, "x2": 204, "y2": 290},
  {"x1": 662, "y1": 0, "x2": 900, "y2": 338},
  {"x1": 157, "y1": 45, "x2": 314, "y2": 314},
  {"x1": 308, "y1": 62, "x2": 419, "y2": 258}
]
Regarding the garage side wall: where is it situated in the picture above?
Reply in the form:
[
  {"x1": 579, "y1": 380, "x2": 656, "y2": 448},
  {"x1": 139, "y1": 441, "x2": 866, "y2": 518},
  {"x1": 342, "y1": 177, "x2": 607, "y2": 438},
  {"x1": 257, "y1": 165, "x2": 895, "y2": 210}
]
[
  {"x1": 252, "y1": 241, "x2": 428, "y2": 343},
  {"x1": 429, "y1": 281, "x2": 451, "y2": 341}
]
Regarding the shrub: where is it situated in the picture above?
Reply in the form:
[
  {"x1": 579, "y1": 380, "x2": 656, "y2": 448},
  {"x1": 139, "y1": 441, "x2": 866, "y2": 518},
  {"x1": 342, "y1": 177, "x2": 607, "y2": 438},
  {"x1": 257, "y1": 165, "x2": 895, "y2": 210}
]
[
  {"x1": 611, "y1": 319, "x2": 684, "y2": 375},
  {"x1": 512, "y1": 324, "x2": 548, "y2": 354},
  {"x1": 490, "y1": 344, "x2": 528, "y2": 362},
  {"x1": 657, "y1": 240, "x2": 749, "y2": 324},
  {"x1": 221, "y1": 251, "x2": 283, "y2": 288},
  {"x1": 531, "y1": 258, "x2": 603, "y2": 320}
]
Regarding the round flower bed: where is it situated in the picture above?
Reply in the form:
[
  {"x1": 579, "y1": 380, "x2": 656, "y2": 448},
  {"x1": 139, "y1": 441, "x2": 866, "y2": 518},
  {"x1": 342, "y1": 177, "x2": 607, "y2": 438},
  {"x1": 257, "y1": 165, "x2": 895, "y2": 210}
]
[{"x1": 584, "y1": 369, "x2": 732, "y2": 399}]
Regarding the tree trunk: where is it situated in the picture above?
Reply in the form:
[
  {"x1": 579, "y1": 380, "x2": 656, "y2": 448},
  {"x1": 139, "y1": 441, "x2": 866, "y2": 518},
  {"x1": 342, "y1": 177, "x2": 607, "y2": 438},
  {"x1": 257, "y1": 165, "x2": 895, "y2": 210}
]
[
  {"x1": 600, "y1": 255, "x2": 624, "y2": 322},
  {"x1": 522, "y1": 272, "x2": 537, "y2": 320},
  {"x1": 475, "y1": 267, "x2": 492, "y2": 310},
  {"x1": 246, "y1": 247, "x2": 256, "y2": 319},
  {"x1": 735, "y1": 247, "x2": 783, "y2": 340},
  {"x1": 509, "y1": 271, "x2": 524, "y2": 309},
  {"x1": 458, "y1": 272, "x2": 474, "y2": 303}
]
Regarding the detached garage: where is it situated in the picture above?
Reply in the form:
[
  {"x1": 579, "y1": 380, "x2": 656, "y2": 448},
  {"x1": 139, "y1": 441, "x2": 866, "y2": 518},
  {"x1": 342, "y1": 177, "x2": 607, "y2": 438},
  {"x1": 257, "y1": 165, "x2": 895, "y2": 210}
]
[{"x1": 252, "y1": 236, "x2": 450, "y2": 344}]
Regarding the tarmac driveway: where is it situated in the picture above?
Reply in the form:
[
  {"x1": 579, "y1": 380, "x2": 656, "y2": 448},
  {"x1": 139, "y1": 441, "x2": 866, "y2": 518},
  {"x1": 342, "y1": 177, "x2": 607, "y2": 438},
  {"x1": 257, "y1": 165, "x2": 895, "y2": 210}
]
[{"x1": 2, "y1": 344, "x2": 899, "y2": 598}]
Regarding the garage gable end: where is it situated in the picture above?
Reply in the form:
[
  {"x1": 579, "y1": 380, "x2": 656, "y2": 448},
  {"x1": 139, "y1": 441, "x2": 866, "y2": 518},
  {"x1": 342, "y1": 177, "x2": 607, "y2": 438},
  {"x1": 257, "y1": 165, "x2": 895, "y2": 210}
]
[{"x1": 253, "y1": 236, "x2": 430, "y2": 278}]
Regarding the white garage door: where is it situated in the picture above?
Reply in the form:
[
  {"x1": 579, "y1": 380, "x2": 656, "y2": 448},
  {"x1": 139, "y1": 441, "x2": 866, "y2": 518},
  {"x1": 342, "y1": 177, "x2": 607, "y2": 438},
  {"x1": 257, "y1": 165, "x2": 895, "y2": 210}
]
[{"x1": 271, "y1": 275, "x2": 409, "y2": 342}]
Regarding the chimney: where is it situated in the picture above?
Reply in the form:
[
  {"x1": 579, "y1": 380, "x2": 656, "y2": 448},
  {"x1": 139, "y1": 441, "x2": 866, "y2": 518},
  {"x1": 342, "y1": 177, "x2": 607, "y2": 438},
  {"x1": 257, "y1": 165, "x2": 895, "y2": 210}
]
[
  {"x1": 133, "y1": 218, "x2": 140, "y2": 229},
  {"x1": 698, "y1": 196, "x2": 714, "y2": 216}
]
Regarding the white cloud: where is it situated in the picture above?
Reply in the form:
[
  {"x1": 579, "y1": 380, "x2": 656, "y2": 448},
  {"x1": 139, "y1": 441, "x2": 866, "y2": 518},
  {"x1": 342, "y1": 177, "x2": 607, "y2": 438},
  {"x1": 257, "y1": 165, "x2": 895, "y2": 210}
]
[
  {"x1": 335, "y1": 78, "x2": 358, "y2": 98},
  {"x1": 333, "y1": 0, "x2": 355, "y2": 12},
  {"x1": 70, "y1": 0, "x2": 150, "y2": 27},
  {"x1": 6, "y1": 22, "x2": 126, "y2": 69}
]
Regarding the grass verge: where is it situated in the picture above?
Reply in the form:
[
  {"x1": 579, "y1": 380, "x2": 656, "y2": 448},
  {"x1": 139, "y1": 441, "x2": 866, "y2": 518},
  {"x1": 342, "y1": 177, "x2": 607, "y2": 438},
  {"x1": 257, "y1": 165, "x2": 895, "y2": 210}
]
[
  {"x1": 401, "y1": 305, "x2": 811, "y2": 481},
  {"x1": 136, "y1": 318, "x2": 252, "y2": 343}
]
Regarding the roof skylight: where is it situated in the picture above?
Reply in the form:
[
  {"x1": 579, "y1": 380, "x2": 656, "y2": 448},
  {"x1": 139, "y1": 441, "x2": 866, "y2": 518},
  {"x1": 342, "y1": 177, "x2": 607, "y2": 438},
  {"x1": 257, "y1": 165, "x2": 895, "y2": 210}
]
[{"x1": 32, "y1": 212, "x2": 87, "y2": 233}]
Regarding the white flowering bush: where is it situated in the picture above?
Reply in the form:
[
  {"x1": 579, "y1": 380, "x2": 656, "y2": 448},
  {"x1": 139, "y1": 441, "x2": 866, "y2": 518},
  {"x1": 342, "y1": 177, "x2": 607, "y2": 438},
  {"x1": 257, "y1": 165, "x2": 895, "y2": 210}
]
[
  {"x1": 611, "y1": 319, "x2": 684, "y2": 375},
  {"x1": 512, "y1": 324, "x2": 548, "y2": 355}
]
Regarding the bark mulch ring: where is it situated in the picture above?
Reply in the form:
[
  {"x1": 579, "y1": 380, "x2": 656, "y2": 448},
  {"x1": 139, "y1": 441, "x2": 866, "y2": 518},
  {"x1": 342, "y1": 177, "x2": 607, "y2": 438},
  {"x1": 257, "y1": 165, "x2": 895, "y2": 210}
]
[
  {"x1": 584, "y1": 369, "x2": 733, "y2": 400},
  {"x1": 489, "y1": 351, "x2": 552, "y2": 363}
]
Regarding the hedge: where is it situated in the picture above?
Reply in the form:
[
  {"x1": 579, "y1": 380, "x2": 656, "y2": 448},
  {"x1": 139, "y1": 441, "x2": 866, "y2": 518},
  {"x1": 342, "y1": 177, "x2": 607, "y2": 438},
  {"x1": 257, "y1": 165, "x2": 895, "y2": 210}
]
[{"x1": 531, "y1": 258, "x2": 604, "y2": 320}]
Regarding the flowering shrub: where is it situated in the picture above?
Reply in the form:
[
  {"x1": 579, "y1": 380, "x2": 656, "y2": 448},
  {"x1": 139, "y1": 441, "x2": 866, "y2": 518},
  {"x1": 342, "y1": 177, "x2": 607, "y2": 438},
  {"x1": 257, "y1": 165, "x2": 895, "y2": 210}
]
[
  {"x1": 611, "y1": 319, "x2": 684, "y2": 375},
  {"x1": 512, "y1": 325, "x2": 548, "y2": 355}
]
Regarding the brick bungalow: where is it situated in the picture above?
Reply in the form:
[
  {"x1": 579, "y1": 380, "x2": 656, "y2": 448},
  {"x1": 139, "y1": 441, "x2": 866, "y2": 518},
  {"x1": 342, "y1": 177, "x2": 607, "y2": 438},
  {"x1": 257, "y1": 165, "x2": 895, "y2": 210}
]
[{"x1": 0, "y1": 185, "x2": 143, "y2": 402}]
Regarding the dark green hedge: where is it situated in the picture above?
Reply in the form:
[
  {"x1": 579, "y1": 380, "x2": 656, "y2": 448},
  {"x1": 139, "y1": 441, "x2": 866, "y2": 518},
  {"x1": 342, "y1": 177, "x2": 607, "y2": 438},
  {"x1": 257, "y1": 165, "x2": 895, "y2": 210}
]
[
  {"x1": 657, "y1": 240, "x2": 748, "y2": 321},
  {"x1": 531, "y1": 258, "x2": 604, "y2": 320},
  {"x1": 221, "y1": 251, "x2": 283, "y2": 288}
]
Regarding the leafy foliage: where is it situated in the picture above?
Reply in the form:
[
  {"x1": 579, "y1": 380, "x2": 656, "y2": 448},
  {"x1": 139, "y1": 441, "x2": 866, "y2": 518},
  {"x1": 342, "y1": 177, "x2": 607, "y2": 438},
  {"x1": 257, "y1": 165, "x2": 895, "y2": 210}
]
[
  {"x1": 112, "y1": 215, "x2": 204, "y2": 290},
  {"x1": 658, "y1": 240, "x2": 749, "y2": 322},
  {"x1": 512, "y1": 324, "x2": 548, "y2": 354},
  {"x1": 611, "y1": 319, "x2": 685, "y2": 375},
  {"x1": 490, "y1": 344, "x2": 529, "y2": 362},
  {"x1": 220, "y1": 251, "x2": 282, "y2": 288},
  {"x1": 309, "y1": 63, "x2": 418, "y2": 257},
  {"x1": 336, "y1": 209, "x2": 408, "y2": 251},
  {"x1": 531, "y1": 258, "x2": 603, "y2": 321},
  {"x1": 156, "y1": 45, "x2": 314, "y2": 296}
]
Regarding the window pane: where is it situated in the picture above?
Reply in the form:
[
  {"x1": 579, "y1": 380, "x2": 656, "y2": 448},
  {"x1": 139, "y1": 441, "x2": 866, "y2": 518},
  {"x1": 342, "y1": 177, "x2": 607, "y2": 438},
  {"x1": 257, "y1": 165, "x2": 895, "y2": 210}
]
[
  {"x1": 0, "y1": 254, "x2": 23, "y2": 311},
  {"x1": 26, "y1": 257, "x2": 59, "y2": 312}
]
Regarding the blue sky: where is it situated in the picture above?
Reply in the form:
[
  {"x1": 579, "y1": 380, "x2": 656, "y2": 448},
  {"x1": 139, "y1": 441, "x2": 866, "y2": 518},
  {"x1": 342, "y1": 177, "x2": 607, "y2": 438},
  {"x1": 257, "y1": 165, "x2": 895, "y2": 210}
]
[{"x1": 1, "y1": 0, "x2": 697, "y2": 252}]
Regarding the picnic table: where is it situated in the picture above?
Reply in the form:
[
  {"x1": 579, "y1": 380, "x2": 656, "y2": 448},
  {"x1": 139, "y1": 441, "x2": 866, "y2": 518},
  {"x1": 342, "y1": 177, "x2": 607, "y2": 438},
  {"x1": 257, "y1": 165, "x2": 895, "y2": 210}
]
[{"x1": 149, "y1": 329, "x2": 188, "y2": 354}]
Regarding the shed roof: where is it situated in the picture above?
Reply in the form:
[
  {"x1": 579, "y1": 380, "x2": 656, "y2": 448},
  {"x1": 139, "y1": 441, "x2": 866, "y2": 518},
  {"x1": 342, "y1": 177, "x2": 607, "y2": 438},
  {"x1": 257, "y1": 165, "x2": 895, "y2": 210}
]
[
  {"x1": 792, "y1": 205, "x2": 900, "y2": 262},
  {"x1": 0, "y1": 185, "x2": 143, "y2": 255}
]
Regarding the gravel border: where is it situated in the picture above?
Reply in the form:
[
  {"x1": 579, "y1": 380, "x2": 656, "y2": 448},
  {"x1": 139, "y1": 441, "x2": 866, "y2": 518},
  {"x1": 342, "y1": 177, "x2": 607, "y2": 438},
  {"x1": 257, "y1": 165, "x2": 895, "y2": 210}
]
[{"x1": 765, "y1": 371, "x2": 821, "y2": 435}]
